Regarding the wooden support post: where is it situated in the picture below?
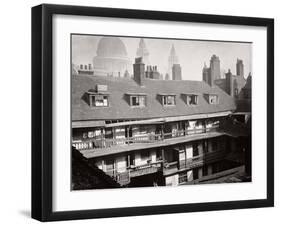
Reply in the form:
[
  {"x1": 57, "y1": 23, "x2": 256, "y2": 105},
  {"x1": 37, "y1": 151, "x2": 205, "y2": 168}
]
[
  {"x1": 101, "y1": 128, "x2": 105, "y2": 148},
  {"x1": 113, "y1": 159, "x2": 116, "y2": 178},
  {"x1": 161, "y1": 149, "x2": 165, "y2": 171},
  {"x1": 203, "y1": 119, "x2": 206, "y2": 133},
  {"x1": 112, "y1": 127, "x2": 116, "y2": 145},
  {"x1": 127, "y1": 154, "x2": 130, "y2": 168}
]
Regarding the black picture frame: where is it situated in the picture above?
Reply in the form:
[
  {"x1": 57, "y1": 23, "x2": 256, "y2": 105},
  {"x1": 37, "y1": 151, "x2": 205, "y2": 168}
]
[{"x1": 32, "y1": 4, "x2": 274, "y2": 222}]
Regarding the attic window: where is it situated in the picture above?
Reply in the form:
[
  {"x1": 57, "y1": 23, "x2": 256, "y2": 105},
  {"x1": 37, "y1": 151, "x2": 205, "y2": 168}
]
[
  {"x1": 131, "y1": 96, "x2": 146, "y2": 107},
  {"x1": 185, "y1": 94, "x2": 198, "y2": 106},
  {"x1": 87, "y1": 85, "x2": 109, "y2": 107},
  {"x1": 208, "y1": 94, "x2": 219, "y2": 104},
  {"x1": 91, "y1": 94, "x2": 109, "y2": 107},
  {"x1": 126, "y1": 93, "x2": 147, "y2": 107},
  {"x1": 160, "y1": 95, "x2": 176, "y2": 106}
]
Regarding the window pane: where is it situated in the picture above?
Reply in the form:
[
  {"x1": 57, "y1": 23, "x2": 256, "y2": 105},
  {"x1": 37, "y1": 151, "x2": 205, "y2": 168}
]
[
  {"x1": 167, "y1": 96, "x2": 175, "y2": 105},
  {"x1": 132, "y1": 96, "x2": 138, "y2": 106},
  {"x1": 93, "y1": 95, "x2": 108, "y2": 107},
  {"x1": 95, "y1": 99, "x2": 104, "y2": 106},
  {"x1": 139, "y1": 96, "x2": 145, "y2": 107},
  {"x1": 103, "y1": 96, "x2": 108, "y2": 106},
  {"x1": 209, "y1": 95, "x2": 218, "y2": 104},
  {"x1": 163, "y1": 96, "x2": 167, "y2": 105}
]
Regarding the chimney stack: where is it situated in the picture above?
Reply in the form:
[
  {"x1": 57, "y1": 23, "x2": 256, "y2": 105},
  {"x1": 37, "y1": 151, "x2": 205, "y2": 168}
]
[
  {"x1": 133, "y1": 57, "x2": 145, "y2": 86},
  {"x1": 225, "y1": 69, "x2": 234, "y2": 96},
  {"x1": 202, "y1": 62, "x2": 210, "y2": 84}
]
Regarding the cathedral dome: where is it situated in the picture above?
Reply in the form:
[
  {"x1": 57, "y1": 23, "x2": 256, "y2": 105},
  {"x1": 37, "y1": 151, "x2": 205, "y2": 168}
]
[
  {"x1": 93, "y1": 37, "x2": 132, "y2": 77},
  {"x1": 96, "y1": 37, "x2": 128, "y2": 58}
]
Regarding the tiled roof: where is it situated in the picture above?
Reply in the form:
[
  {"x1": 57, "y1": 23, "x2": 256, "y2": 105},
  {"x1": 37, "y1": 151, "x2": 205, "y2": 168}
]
[
  {"x1": 72, "y1": 148, "x2": 120, "y2": 189},
  {"x1": 72, "y1": 75, "x2": 236, "y2": 121}
]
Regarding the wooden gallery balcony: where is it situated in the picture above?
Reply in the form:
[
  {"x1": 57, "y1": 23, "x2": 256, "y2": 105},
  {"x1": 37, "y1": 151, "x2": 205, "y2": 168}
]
[
  {"x1": 163, "y1": 150, "x2": 227, "y2": 176},
  {"x1": 100, "y1": 149, "x2": 226, "y2": 185},
  {"x1": 104, "y1": 161, "x2": 163, "y2": 185},
  {"x1": 72, "y1": 125, "x2": 219, "y2": 153}
]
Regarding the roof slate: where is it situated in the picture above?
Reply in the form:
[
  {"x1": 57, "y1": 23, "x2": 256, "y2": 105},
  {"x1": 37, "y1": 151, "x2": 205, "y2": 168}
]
[{"x1": 72, "y1": 75, "x2": 236, "y2": 121}]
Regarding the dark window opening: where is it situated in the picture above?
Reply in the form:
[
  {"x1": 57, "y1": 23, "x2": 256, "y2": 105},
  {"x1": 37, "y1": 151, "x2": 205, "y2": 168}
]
[
  {"x1": 203, "y1": 165, "x2": 208, "y2": 176},
  {"x1": 212, "y1": 140, "x2": 218, "y2": 151},
  {"x1": 193, "y1": 143, "x2": 199, "y2": 156},
  {"x1": 141, "y1": 150, "x2": 150, "y2": 161},
  {"x1": 193, "y1": 168, "x2": 199, "y2": 180}
]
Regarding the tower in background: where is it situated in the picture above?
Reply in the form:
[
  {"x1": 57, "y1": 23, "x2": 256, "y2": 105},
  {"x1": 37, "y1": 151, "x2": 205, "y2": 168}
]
[
  {"x1": 202, "y1": 55, "x2": 247, "y2": 99},
  {"x1": 202, "y1": 55, "x2": 221, "y2": 86},
  {"x1": 136, "y1": 38, "x2": 150, "y2": 66},
  {"x1": 172, "y1": 64, "x2": 182, "y2": 80},
  {"x1": 210, "y1": 54, "x2": 221, "y2": 81},
  {"x1": 167, "y1": 44, "x2": 179, "y2": 80},
  {"x1": 225, "y1": 69, "x2": 234, "y2": 96},
  {"x1": 236, "y1": 58, "x2": 244, "y2": 77}
]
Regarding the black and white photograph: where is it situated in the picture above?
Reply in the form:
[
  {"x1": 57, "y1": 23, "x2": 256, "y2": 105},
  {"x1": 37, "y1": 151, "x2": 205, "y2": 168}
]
[
  {"x1": 29, "y1": 2, "x2": 274, "y2": 222},
  {"x1": 71, "y1": 34, "x2": 252, "y2": 190}
]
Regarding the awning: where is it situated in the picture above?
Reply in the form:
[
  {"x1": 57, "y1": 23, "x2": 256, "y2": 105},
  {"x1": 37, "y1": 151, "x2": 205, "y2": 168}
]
[
  {"x1": 72, "y1": 120, "x2": 105, "y2": 128},
  {"x1": 164, "y1": 111, "x2": 232, "y2": 122},
  {"x1": 73, "y1": 111, "x2": 232, "y2": 128},
  {"x1": 105, "y1": 118, "x2": 165, "y2": 128},
  {"x1": 125, "y1": 92, "x2": 147, "y2": 96}
]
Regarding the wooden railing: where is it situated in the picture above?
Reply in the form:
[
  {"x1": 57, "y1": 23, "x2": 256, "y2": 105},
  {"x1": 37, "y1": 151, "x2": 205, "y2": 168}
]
[
  {"x1": 103, "y1": 161, "x2": 163, "y2": 185},
  {"x1": 163, "y1": 150, "x2": 226, "y2": 173},
  {"x1": 73, "y1": 125, "x2": 220, "y2": 150},
  {"x1": 100, "y1": 150, "x2": 226, "y2": 184},
  {"x1": 179, "y1": 150, "x2": 226, "y2": 170},
  {"x1": 129, "y1": 161, "x2": 163, "y2": 177},
  {"x1": 105, "y1": 169, "x2": 130, "y2": 185}
]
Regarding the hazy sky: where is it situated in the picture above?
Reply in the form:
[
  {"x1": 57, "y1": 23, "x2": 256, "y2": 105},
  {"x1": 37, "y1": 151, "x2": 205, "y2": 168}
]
[{"x1": 72, "y1": 35, "x2": 252, "y2": 81}]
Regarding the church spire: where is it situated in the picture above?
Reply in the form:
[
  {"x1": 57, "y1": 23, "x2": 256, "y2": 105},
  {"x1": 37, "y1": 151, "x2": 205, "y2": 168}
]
[
  {"x1": 136, "y1": 38, "x2": 149, "y2": 65},
  {"x1": 168, "y1": 44, "x2": 179, "y2": 77}
]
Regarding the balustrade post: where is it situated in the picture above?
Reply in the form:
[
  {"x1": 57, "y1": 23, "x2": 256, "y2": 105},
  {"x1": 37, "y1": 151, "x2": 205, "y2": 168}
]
[
  {"x1": 203, "y1": 120, "x2": 207, "y2": 133},
  {"x1": 161, "y1": 149, "x2": 165, "y2": 170},
  {"x1": 161, "y1": 125, "x2": 164, "y2": 140}
]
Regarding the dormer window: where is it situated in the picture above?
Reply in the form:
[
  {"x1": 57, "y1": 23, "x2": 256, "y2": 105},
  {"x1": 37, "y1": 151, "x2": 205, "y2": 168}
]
[
  {"x1": 126, "y1": 93, "x2": 147, "y2": 107},
  {"x1": 183, "y1": 94, "x2": 198, "y2": 106},
  {"x1": 158, "y1": 94, "x2": 176, "y2": 106},
  {"x1": 208, "y1": 94, "x2": 219, "y2": 104},
  {"x1": 87, "y1": 85, "x2": 109, "y2": 107},
  {"x1": 131, "y1": 96, "x2": 146, "y2": 107},
  {"x1": 92, "y1": 95, "x2": 108, "y2": 107}
]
